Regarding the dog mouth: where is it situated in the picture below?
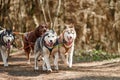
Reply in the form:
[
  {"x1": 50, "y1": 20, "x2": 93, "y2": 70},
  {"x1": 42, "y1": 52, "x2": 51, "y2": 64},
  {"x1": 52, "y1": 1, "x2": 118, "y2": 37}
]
[
  {"x1": 45, "y1": 41, "x2": 54, "y2": 48},
  {"x1": 66, "y1": 37, "x2": 73, "y2": 46},
  {"x1": 67, "y1": 37, "x2": 73, "y2": 42},
  {"x1": 66, "y1": 41, "x2": 72, "y2": 46},
  {"x1": 49, "y1": 42, "x2": 54, "y2": 47},
  {"x1": 6, "y1": 41, "x2": 11, "y2": 48}
]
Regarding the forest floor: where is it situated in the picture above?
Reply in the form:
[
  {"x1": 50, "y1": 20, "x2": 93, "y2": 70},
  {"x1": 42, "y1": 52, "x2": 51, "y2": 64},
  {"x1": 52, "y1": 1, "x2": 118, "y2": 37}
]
[{"x1": 0, "y1": 51, "x2": 120, "y2": 80}]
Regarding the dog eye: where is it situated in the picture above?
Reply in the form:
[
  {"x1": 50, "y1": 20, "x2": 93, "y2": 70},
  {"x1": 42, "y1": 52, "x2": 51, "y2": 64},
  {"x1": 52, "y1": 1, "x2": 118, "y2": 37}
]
[
  {"x1": 48, "y1": 36, "x2": 50, "y2": 37},
  {"x1": 68, "y1": 32, "x2": 70, "y2": 34}
]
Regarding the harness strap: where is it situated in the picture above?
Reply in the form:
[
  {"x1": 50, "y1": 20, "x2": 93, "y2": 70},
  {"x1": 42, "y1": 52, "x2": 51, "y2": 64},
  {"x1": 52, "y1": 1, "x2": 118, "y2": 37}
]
[
  {"x1": 62, "y1": 39, "x2": 72, "y2": 53},
  {"x1": 44, "y1": 39, "x2": 59, "y2": 55},
  {"x1": 63, "y1": 44, "x2": 72, "y2": 53}
]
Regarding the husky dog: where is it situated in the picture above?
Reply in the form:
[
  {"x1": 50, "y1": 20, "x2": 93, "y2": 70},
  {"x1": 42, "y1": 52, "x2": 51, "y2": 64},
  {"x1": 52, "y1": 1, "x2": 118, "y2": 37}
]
[
  {"x1": 58, "y1": 24, "x2": 76, "y2": 68},
  {"x1": 34, "y1": 29, "x2": 58, "y2": 72},
  {"x1": 0, "y1": 29, "x2": 15, "y2": 66}
]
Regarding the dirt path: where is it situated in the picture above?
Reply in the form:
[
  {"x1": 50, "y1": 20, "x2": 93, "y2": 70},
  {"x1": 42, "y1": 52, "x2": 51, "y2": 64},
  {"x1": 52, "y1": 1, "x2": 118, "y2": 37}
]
[{"x1": 0, "y1": 54, "x2": 120, "y2": 80}]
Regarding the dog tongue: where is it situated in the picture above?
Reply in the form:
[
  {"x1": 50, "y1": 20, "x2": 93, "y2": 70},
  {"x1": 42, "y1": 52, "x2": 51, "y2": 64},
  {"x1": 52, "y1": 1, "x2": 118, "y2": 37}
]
[
  {"x1": 67, "y1": 40, "x2": 72, "y2": 46},
  {"x1": 7, "y1": 42, "x2": 11, "y2": 48},
  {"x1": 49, "y1": 43, "x2": 53, "y2": 46}
]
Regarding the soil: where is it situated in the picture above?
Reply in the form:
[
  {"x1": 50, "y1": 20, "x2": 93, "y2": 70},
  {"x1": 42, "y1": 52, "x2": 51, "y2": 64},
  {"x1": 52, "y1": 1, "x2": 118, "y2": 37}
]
[{"x1": 0, "y1": 52, "x2": 120, "y2": 80}]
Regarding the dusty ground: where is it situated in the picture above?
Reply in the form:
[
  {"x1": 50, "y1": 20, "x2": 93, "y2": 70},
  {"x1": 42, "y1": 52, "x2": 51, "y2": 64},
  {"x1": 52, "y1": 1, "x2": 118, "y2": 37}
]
[{"x1": 0, "y1": 53, "x2": 120, "y2": 80}]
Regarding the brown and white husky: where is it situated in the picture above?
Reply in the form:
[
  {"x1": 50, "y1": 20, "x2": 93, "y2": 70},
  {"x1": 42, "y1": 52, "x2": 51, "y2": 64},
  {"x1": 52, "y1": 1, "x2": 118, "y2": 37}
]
[{"x1": 58, "y1": 24, "x2": 76, "y2": 68}]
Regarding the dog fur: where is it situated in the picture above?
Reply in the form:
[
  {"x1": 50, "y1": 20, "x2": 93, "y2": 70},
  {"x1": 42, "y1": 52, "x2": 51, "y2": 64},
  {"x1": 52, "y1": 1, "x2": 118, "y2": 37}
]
[
  {"x1": 0, "y1": 29, "x2": 15, "y2": 66},
  {"x1": 53, "y1": 24, "x2": 76, "y2": 68},
  {"x1": 34, "y1": 29, "x2": 58, "y2": 72},
  {"x1": 23, "y1": 24, "x2": 48, "y2": 64}
]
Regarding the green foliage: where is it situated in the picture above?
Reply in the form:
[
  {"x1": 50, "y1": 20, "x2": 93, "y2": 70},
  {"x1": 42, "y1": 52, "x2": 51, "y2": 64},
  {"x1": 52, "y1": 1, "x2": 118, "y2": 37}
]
[{"x1": 74, "y1": 49, "x2": 120, "y2": 62}]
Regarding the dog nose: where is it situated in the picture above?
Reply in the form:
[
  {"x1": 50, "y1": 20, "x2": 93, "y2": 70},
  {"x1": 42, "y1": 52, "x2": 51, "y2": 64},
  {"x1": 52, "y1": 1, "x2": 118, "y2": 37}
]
[
  {"x1": 70, "y1": 36, "x2": 72, "y2": 39},
  {"x1": 43, "y1": 29, "x2": 46, "y2": 32},
  {"x1": 50, "y1": 40, "x2": 53, "y2": 43},
  {"x1": 8, "y1": 39, "x2": 10, "y2": 42}
]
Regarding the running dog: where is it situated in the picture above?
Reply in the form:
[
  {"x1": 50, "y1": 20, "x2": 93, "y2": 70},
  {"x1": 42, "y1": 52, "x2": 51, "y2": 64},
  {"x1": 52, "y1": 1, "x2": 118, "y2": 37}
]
[
  {"x1": 34, "y1": 29, "x2": 58, "y2": 72},
  {"x1": 0, "y1": 29, "x2": 15, "y2": 66},
  {"x1": 23, "y1": 24, "x2": 48, "y2": 64},
  {"x1": 57, "y1": 24, "x2": 76, "y2": 68}
]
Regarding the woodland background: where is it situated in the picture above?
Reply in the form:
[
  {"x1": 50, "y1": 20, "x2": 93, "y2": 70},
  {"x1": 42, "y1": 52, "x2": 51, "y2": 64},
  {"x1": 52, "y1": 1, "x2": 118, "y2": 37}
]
[{"x1": 0, "y1": 0, "x2": 120, "y2": 55}]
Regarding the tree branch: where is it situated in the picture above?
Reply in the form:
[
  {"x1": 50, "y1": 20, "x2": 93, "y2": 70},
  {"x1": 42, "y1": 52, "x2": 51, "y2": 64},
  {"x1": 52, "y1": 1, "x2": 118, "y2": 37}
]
[
  {"x1": 40, "y1": 0, "x2": 47, "y2": 24},
  {"x1": 46, "y1": 0, "x2": 53, "y2": 28},
  {"x1": 53, "y1": 0, "x2": 61, "y2": 29}
]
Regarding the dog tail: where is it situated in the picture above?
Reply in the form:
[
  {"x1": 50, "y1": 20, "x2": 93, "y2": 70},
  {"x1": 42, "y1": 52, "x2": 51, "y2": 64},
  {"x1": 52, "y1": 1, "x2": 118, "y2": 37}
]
[{"x1": 13, "y1": 32, "x2": 24, "y2": 35}]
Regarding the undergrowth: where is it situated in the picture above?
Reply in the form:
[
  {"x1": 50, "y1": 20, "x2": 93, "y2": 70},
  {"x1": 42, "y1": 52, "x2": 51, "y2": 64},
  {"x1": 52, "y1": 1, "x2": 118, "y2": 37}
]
[{"x1": 74, "y1": 49, "x2": 120, "y2": 62}]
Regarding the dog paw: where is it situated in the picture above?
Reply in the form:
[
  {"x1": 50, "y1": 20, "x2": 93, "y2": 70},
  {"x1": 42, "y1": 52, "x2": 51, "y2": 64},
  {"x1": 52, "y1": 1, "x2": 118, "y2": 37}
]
[
  {"x1": 68, "y1": 64, "x2": 72, "y2": 68},
  {"x1": 42, "y1": 66, "x2": 47, "y2": 71},
  {"x1": 34, "y1": 67, "x2": 39, "y2": 70},
  {"x1": 4, "y1": 63, "x2": 8, "y2": 67},
  {"x1": 54, "y1": 66, "x2": 59, "y2": 71},
  {"x1": 47, "y1": 69, "x2": 52, "y2": 73},
  {"x1": 54, "y1": 68, "x2": 59, "y2": 73}
]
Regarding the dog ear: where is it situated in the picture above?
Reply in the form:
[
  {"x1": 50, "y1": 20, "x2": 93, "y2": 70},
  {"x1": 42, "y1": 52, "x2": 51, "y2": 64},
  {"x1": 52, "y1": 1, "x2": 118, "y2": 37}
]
[
  {"x1": 51, "y1": 29, "x2": 55, "y2": 33},
  {"x1": 64, "y1": 24, "x2": 69, "y2": 29},
  {"x1": 3, "y1": 29, "x2": 6, "y2": 34},
  {"x1": 9, "y1": 29, "x2": 12, "y2": 33},
  {"x1": 70, "y1": 23, "x2": 74, "y2": 28}
]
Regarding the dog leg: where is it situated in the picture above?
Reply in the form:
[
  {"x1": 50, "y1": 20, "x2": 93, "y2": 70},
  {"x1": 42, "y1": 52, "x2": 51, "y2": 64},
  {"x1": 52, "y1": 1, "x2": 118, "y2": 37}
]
[
  {"x1": 68, "y1": 46, "x2": 74, "y2": 68},
  {"x1": 54, "y1": 52, "x2": 59, "y2": 70},
  {"x1": 43, "y1": 53, "x2": 52, "y2": 72},
  {"x1": 61, "y1": 53, "x2": 68, "y2": 66},
  {"x1": 26, "y1": 52, "x2": 31, "y2": 64},
  {"x1": 42, "y1": 59, "x2": 47, "y2": 71},
  {"x1": 1, "y1": 50, "x2": 8, "y2": 67},
  {"x1": 65, "y1": 54, "x2": 69, "y2": 66},
  {"x1": 34, "y1": 52, "x2": 41, "y2": 70}
]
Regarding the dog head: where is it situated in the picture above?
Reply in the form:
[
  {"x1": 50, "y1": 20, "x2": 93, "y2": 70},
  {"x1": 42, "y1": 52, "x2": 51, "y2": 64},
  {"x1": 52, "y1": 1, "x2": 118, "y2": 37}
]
[
  {"x1": 35, "y1": 24, "x2": 48, "y2": 37},
  {"x1": 44, "y1": 29, "x2": 57, "y2": 48},
  {"x1": 63, "y1": 24, "x2": 76, "y2": 45},
  {"x1": 2, "y1": 29, "x2": 15, "y2": 48}
]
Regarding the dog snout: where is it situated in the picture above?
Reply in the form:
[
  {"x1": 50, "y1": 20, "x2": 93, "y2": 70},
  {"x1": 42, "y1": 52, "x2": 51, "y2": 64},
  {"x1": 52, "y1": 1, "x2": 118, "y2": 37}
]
[
  {"x1": 68, "y1": 36, "x2": 72, "y2": 40},
  {"x1": 43, "y1": 29, "x2": 46, "y2": 32},
  {"x1": 8, "y1": 39, "x2": 10, "y2": 42},
  {"x1": 70, "y1": 36, "x2": 72, "y2": 39},
  {"x1": 50, "y1": 40, "x2": 53, "y2": 43}
]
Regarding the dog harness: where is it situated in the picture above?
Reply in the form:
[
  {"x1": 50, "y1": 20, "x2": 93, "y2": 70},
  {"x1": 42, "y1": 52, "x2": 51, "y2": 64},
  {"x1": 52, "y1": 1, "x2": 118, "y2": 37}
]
[
  {"x1": 44, "y1": 39, "x2": 59, "y2": 55},
  {"x1": 62, "y1": 39, "x2": 72, "y2": 53},
  {"x1": 0, "y1": 31, "x2": 7, "y2": 46}
]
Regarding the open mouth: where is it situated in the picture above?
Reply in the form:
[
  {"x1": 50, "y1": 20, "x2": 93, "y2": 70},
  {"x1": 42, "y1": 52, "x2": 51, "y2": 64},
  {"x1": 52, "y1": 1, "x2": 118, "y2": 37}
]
[
  {"x1": 67, "y1": 37, "x2": 73, "y2": 42},
  {"x1": 66, "y1": 37, "x2": 73, "y2": 46},
  {"x1": 66, "y1": 41, "x2": 72, "y2": 46},
  {"x1": 49, "y1": 42, "x2": 54, "y2": 47},
  {"x1": 6, "y1": 42, "x2": 11, "y2": 48}
]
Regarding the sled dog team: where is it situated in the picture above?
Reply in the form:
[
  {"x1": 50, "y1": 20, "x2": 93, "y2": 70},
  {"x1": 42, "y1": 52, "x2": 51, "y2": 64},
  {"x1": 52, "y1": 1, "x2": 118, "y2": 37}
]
[{"x1": 0, "y1": 24, "x2": 76, "y2": 72}]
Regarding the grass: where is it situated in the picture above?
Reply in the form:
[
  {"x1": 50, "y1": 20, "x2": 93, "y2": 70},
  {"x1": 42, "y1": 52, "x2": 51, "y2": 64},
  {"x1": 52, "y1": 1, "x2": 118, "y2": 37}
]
[{"x1": 74, "y1": 49, "x2": 120, "y2": 62}]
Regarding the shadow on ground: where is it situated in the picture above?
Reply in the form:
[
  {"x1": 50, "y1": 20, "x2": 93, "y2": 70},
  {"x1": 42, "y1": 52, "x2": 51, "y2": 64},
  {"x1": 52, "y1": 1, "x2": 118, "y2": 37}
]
[{"x1": 70, "y1": 76, "x2": 120, "y2": 80}]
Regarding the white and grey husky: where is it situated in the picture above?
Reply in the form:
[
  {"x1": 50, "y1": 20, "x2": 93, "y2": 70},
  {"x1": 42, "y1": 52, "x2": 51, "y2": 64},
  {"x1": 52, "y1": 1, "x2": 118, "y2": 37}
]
[
  {"x1": 0, "y1": 29, "x2": 15, "y2": 66},
  {"x1": 34, "y1": 29, "x2": 58, "y2": 72}
]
